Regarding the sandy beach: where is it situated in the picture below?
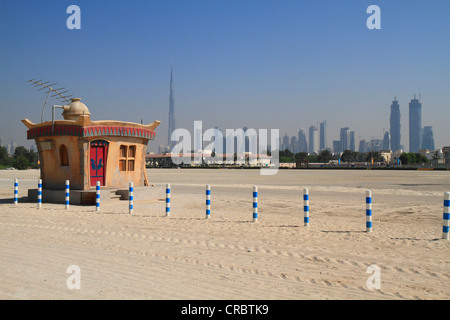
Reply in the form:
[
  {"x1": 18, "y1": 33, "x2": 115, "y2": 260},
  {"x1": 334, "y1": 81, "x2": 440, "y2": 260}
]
[{"x1": 0, "y1": 168, "x2": 449, "y2": 300}]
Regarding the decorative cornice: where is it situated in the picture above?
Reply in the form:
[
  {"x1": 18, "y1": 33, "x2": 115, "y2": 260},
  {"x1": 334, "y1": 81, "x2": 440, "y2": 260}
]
[{"x1": 27, "y1": 125, "x2": 156, "y2": 140}]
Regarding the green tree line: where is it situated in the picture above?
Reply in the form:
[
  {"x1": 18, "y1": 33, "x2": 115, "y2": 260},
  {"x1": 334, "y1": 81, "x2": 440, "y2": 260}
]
[
  {"x1": 278, "y1": 149, "x2": 429, "y2": 166},
  {"x1": 398, "y1": 152, "x2": 429, "y2": 165},
  {"x1": 0, "y1": 146, "x2": 39, "y2": 170}
]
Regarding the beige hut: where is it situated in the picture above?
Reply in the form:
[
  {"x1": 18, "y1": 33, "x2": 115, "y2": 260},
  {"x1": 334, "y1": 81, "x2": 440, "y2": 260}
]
[{"x1": 22, "y1": 98, "x2": 160, "y2": 204}]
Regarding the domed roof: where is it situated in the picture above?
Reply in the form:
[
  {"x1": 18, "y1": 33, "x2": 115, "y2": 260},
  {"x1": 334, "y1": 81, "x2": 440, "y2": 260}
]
[{"x1": 62, "y1": 98, "x2": 90, "y2": 120}]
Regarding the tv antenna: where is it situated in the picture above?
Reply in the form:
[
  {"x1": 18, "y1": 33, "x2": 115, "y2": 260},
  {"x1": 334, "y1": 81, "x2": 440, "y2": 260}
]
[{"x1": 27, "y1": 79, "x2": 73, "y2": 122}]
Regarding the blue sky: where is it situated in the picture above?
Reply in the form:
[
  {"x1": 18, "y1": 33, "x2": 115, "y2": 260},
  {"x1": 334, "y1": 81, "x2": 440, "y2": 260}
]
[{"x1": 1, "y1": 0, "x2": 449, "y2": 152}]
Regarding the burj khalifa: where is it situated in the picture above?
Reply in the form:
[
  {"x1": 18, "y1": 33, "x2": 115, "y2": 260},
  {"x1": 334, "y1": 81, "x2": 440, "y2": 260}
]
[{"x1": 168, "y1": 65, "x2": 175, "y2": 148}]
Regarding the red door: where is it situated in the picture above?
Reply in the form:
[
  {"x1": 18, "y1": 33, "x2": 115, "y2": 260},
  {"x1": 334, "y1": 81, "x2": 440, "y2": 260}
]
[{"x1": 90, "y1": 140, "x2": 109, "y2": 187}]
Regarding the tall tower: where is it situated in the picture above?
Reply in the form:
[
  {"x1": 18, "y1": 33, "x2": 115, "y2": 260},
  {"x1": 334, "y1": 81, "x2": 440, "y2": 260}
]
[
  {"x1": 409, "y1": 95, "x2": 422, "y2": 153},
  {"x1": 168, "y1": 65, "x2": 175, "y2": 148},
  {"x1": 319, "y1": 120, "x2": 327, "y2": 151},
  {"x1": 421, "y1": 126, "x2": 435, "y2": 150},
  {"x1": 382, "y1": 131, "x2": 390, "y2": 150},
  {"x1": 349, "y1": 131, "x2": 356, "y2": 151},
  {"x1": 297, "y1": 129, "x2": 307, "y2": 153},
  {"x1": 340, "y1": 127, "x2": 350, "y2": 151},
  {"x1": 389, "y1": 97, "x2": 401, "y2": 152},
  {"x1": 309, "y1": 125, "x2": 319, "y2": 154}
]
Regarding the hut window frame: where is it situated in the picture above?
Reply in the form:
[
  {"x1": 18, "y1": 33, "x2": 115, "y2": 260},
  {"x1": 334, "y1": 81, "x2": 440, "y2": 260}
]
[
  {"x1": 60, "y1": 144, "x2": 69, "y2": 166},
  {"x1": 119, "y1": 145, "x2": 136, "y2": 172}
]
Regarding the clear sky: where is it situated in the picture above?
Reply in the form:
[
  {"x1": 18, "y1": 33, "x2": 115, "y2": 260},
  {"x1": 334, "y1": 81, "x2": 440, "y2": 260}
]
[{"x1": 1, "y1": 0, "x2": 449, "y2": 152}]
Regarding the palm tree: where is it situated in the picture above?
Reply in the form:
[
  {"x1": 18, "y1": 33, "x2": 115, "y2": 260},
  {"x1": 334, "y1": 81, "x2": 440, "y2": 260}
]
[
  {"x1": 295, "y1": 152, "x2": 309, "y2": 168},
  {"x1": 341, "y1": 150, "x2": 357, "y2": 166},
  {"x1": 318, "y1": 150, "x2": 332, "y2": 165}
]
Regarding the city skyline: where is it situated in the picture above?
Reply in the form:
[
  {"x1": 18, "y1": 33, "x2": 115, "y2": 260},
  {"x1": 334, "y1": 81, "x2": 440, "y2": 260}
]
[
  {"x1": 1, "y1": 1, "x2": 449, "y2": 152},
  {"x1": 0, "y1": 92, "x2": 441, "y2": 157},
  {"x1": 278, "y1": 95, "x2": 437, "y2": 155}
]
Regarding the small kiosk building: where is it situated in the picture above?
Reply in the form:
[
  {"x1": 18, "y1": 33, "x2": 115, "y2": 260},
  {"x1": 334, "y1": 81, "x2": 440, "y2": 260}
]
[{"x1": 22, "y1": 98, "x2": 160, "y2": 204}]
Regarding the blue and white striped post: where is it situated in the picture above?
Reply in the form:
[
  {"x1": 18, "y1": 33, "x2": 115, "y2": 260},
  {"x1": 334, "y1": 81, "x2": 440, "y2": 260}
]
[
  {"x1": 443, "y1": 192, "x2": 450, "y2": 240},
  {"x1": 95, "y1": 181, "x2": 100, "y2": 211},
  {"x1": 366, "y1": 190, "x2": 372, "y2": 232},
  {"x1": 65, "y1": 180, "x2": 70, "y2": 210},
  {"x1": 303, "y1": 188, "x2": 309, "y2": 226},
  {"x1": 129, "y1": 182, "x2": 134, "y2": 214},
  {"x1": 206, "y1": 184, "x2": 211, "y2": 219},
  {"x1": 165, "y1": 183, "x2": 171, "y2": 216},
  {"x1": 253, "y1": 186, "x2": 258, "y2": 222},
  {"x1": 37, "y1": 179, "x2": 42, "y2": 208},
  {"x1": 13, "y1": 178, "x2": 18, "y2": 205}
]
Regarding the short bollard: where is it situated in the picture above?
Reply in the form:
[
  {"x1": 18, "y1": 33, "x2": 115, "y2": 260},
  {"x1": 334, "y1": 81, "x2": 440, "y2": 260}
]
[
  {"x1": 166, "y1": 183, "x2": 171, "y2": 216},
  {"x1": 443, "y1": 192, "x2": 450, "y2": 240},
  {"x1": 65, "y1": 180, "x2": 70, "y2": 210},
  {"x1": 38, "y1": 179, "x2": 42, "y2": 208},
  {"x1": 303, "y1": 188, "x2": 309, "y2": 226},
  {"x1": 14, "y1": 179, "x2": 18, "y2": 205},
  {"x1": 253, "y1": 186, "x2": 258, "y2": 222},
  {"x1": 206, "y1": 185, "x2": 211, "y2": 219},
  {"x1": 129, "y1": 182, "x2": 134, "y2": 214},
  {"x1": 366, "y1": 190, "x2": 372, "y2": 232},
  {"x1": 95, "y1": 181, "x2": 100, "y2": 211}
]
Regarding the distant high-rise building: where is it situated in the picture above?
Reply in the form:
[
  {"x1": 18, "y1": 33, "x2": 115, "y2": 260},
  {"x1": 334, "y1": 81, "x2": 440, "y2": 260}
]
[
  {"x1": 340, "y1": 127, "x2": 350, "y2": 151},
  {"x1": 290, "y1": 136, "x2": 297, "y2": 153},
  {"x1": 349, "y1": 131, "x2": 356, "y2": 151},
  {"x1": 9, "y1": 140, "x2": 17, "y2": 156},
  {"x1": 370, "y1": 139, "x2": 383, "y2": 152},
  {"x1": 168, "y1": 65, "x2": 175, "y2": 148},
  {"x1": 297, "y1": 129, "x2": 308, "y2": 153},
  {"x1": 389, "y1": 97, "x2": 401, "y2": 152},
  {"x1": 421, "y1": 126, "x2": 435, "y2": 150},
  {"x1": 282, "y1": 134, "x2": 290, "y2": 152},
  {"x1": 194, "y1": 121, "x2": 203, "y2": 152},
  {"x1": 319, "y1": 120, "x2": 327, "y2": 151},
  {"x1": 309, "y1": 125, "x2": 319, "y2": 154},
  {"x1": 382, "y1": 131, "x2": 390, "y2": 150},
  {"x1": 359, "y1": 139, "x2": 369, "y2": 153},
  {"x1": 213, "y1": 126, "x2": 225, "y2": 155},
  {"x1": 409, "y1": 95, "x2": 422, "y2": 153},
  {"x1": 333, "y1": 140, "x2": 342, "y2": 154}
]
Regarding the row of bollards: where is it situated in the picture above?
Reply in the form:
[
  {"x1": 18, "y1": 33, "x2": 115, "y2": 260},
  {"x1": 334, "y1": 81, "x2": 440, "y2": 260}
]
[{"x1": 10, "y1": 178, "x2": 450, "y2": 239}]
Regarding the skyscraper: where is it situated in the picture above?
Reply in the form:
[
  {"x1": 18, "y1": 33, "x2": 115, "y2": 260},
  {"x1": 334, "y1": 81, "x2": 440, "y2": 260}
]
[
  {"x1": 319, "y1": 120, "x2": 327, "y2": 151},
  {"x1": 421, "y1": 126, "x2": 435, "y2": 150},
  {"x1": 349, "y1": 131, "x2": 355, "y2": 151},
  {"x1": 340, "y1": 127, "x2": 350, "y2": 151},
  {"x1": 290, "y1": 136, "x2": 297, "y2": 153},
  {"x1": 282, "y1": 134, "x2": 289, "y2": 151},
  {"x1": 389, "y1": 97, "x2": 401, "y2": 152},
  {"x1": 168, "y1": 65, "x2": 175, "y2": 148},
  {"x1": 382, "y1": 131, "x2": 390, "y2": 150},
  {"x1": 309, "y1": 125, "x2": 319, "y2": 154},
  {"x1": 297, "y1": 129, "x2": 308, "y2": 153},
  {"x1": 409, "y1": 95, "x2": 422, "y2": 153}
]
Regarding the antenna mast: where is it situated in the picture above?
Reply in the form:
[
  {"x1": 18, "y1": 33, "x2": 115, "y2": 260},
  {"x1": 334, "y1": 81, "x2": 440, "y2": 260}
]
[{"x1": 27, "y1": 79, "x2": 73, "y2": 122}]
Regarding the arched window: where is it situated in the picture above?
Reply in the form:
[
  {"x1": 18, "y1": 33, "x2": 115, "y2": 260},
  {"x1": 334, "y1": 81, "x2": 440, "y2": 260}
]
[{"x1": 60, "y1": 145, "x2": 69, "y2": 166}]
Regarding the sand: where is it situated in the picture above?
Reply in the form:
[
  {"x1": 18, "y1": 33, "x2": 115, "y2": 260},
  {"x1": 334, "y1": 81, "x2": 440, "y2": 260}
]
[{"x1": 0, "y1": 168, "x2": 449, "y2": 300}]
